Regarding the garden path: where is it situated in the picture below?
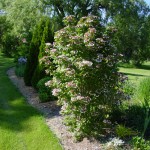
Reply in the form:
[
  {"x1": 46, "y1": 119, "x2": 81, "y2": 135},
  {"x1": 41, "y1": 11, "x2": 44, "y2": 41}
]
[{"x1": 7, "y1": 67, "x2": 101, "y2": 150}]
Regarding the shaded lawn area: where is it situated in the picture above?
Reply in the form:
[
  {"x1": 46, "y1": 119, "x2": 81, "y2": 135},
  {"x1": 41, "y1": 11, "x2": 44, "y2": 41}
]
[
  {"x1": 119, "y1": 61, "x2": 150, "y2": 84},
  {"x1": 0, "y1": 53, "x2": 62, "y2": 150}
]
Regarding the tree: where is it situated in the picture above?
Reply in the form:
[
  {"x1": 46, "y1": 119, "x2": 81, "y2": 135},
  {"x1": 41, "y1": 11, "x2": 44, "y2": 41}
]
[
  {"x1": 0, "y1": 15, "x2": 9, "y2": 49},
  {"x1": 101, "y1": 0, "x2": 150, "y2": 64},
  {"x1": 41, "y1": 0, "x2": 103, "y2": 27},
  {"x1": 31, "y1": 18, "x2": 54, "y2": 88},
  {"x1": 3, "y1": 0, "x2": 43, "y2": 35},
  {"x1": 0, "y1": 15, "x2": 20, "y2": 56},
  {"x1": 24, "y1": 18, "x2": 47, "y2": 86}
]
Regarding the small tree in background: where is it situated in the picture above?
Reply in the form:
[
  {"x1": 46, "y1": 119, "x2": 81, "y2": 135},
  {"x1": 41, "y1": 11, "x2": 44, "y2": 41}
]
[
  {"x1": 31, "y1": 18, "x2": 54, "y2": 88},
  {"x1": 42, "y1": 15, "x2": 127, "y2": 140},
  {"x1": 24, "y1": 17, "x2": 47, "y2": 86}
]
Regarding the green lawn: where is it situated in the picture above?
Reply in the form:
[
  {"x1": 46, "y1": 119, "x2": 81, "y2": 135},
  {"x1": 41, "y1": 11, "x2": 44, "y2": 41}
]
[
  {"x1": 119, "y1": 61, "x2": 150, "y2": 106},
  {"x1": 119, "y1": 61, "x2": 150, "y2": 84},
  {"x1": 0, "y1": 52, "x2": 62, "y2": 150}
]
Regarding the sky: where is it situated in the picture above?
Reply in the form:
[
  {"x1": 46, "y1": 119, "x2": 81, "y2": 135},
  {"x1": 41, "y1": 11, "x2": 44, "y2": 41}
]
[{"x1": 145, "y1": 0, "x2": 150, "y2": 5}]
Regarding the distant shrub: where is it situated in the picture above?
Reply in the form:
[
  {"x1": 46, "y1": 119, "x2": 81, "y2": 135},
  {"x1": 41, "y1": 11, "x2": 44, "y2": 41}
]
[
  {"x1": 14, "y1": 44, "x2": 29, "y2": 62},
  {"x1": 1, "y1": 33, "x2": 19, "y2": 57},
  {"x1": 37, "y1": 77, "x2": 56, "y2": 102}
]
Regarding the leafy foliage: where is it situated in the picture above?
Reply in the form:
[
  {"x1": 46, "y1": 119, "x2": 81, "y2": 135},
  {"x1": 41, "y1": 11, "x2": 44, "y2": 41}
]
[
  {"x1": 15, "y1": 64, "x2": 26, "y2": 77},
  {"x1": 3, "y1": 0, "x2": 43, "y2": 35},
  {"x1": 42, "y1": 15, "x2": 127, "y2": 140},
  {"x1": 109, "y1": 0, "x2": 150, "y2": 65},
  {"x1": 41, "y1": 0, "x2": 101, "y2": 27},
  {"x1": 115, "y1": 124, "x2": 137, "y2": 139},
  {"x1": 37, "y1": 77, "x2": 56, "y2": 102},
  {"x1": 132, "y1": 136, "x2": 150, "y2": 150},
  {"x1": 1, "y1": 32, "x2": 19, "y2": 57}
]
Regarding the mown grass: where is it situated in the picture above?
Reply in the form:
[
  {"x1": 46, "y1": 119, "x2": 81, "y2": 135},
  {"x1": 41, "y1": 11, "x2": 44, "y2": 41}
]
[
  {"x1": 119, "y1": 61, "x2": 150, "y2": 84},
  {"x1": 0, "y1": 52, "x2": 62, "y2": 150}
]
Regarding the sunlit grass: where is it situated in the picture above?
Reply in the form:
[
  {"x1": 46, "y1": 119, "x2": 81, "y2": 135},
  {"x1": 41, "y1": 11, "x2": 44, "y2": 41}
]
[
  {"x1": 119, "y1": 61, "x2": 150, "y2": 106},
  {"x1": 119, "y1": 61, "x2": 150, "y2": 84},
  {"x1": 0, "y1": 52, "x2": 62, "y2": 150}
]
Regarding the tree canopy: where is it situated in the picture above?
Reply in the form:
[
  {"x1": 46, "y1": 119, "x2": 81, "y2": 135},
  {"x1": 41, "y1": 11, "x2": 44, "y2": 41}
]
[{"x1": 0, "y1": 0, "x2": 150, "y2": 64}]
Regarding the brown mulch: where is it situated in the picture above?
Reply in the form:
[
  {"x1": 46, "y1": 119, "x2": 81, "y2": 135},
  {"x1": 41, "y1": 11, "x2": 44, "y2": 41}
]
[{"x1": 7, "y1": 67, "x2": 101, "y2": 150}]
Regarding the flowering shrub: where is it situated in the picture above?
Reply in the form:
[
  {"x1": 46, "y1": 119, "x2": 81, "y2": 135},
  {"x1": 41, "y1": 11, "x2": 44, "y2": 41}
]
[{"x1": 42, "y1": 15, "x2": 127, "y2": 140}]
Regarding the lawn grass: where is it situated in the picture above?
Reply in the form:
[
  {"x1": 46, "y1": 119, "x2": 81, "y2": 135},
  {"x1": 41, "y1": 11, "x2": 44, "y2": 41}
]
[
  {"x1": 119, "y1": 61, "x2": 150, "y2": 106},
  {"x1": 0, "y1": 52, "x2": 62, "y2": 150},
  {"x1": 119, "y1": 61, "x2": 150, "y2": 84}
]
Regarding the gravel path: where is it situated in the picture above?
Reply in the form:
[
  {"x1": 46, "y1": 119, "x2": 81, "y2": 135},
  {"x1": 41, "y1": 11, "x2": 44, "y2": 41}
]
[{"x1": 7, "y1": 67, "x2": 101, "y2": 150}]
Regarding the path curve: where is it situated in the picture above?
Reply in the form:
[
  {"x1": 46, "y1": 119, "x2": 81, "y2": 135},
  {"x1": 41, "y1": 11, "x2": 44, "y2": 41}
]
[{"x1": 7, "y1": 67, "x2": 101, "y2": 150}]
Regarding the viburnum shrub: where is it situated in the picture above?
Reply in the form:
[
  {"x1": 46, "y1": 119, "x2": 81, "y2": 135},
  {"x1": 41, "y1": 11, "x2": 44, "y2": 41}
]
[{"x1": 42, "y1": 15, "x2": 127, "y2": 140}]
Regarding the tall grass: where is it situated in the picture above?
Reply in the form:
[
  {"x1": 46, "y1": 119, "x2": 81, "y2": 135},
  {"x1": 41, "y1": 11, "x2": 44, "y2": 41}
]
[{"x1": 134, "y1": 77, "x2": 150, "y2": 105}]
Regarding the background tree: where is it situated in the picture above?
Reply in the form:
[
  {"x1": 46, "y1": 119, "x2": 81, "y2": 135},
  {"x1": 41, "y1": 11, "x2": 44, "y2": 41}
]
[
  {"x1": 41, "y1": 0, "x2": 103, "y2": 27},
  {"x1": 0, "y1": 15, "x2": 19, "y2": 56},
  {"x1": 1, "y1": 0, "x2": 150, "y2": 68},
  {"x1": 100, "y1": 0, "x2": 150, "y2": 65}
]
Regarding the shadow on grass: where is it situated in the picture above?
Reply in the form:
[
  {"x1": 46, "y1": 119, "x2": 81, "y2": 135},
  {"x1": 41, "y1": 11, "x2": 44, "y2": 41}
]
[
  {"x1": 0, "y1": 53, "x2": 41, "y2": 132},
  {"x1": 0, "y1": 96, "x2": 41, "y2": 132},
  {"x1": 118, "y1": 62, "x2": 150, "y2": 70},
  {"x1": 0, "y1": 52, "x2": 61, "y2": 133},
  {"x1": 137, "y1": 65, "x2": 150, "y2": 70},
  {"x1": 123, "y1": 72, "x2": 149, "y2": 77}
]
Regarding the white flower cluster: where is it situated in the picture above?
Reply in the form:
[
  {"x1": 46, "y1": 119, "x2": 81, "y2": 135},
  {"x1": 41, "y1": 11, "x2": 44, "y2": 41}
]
[
  {"x1": 71, "y1": 95, "x2": 91, "y2": 102},
  {"x1": 76, "y1": 60, "x2": 93, "y2": 68},
  {"x1": 66, "y1": 81, "x2": 77, "y2": 88},
  {"x1": 45, "y1": 43, "x2": 52, "y2": 46},
  {"x1": 50, "y1": 48, "x2": 57, "y2": 53},
  {"x1": 71, "y1": 95, "x2": 85, "y2": 102},
  {"x1": 22, "y1": 38, "x2": 27, "y2": 43},
  {"x1": 52, "y1": 88, "x2": 61, "y2": 96},
  {"x1": 58, "y1": 55, "x2": 70, "y2": 62},
  {"x1": 64, "y1": 68, "x2": 75, "y2": 76},
  {"x1": 105, "y1": 137, "x2": 124, "y2": 149},
  {"x1": 45, "y1": 80, "x2": 53, "y2": 87}
]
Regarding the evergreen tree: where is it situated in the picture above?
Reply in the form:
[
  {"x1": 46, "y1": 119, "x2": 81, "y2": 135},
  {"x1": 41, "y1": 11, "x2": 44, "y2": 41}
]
[
  {"x1": 31, "y1": 18, "x2": 54, "y2": 88},
  {"x1": 24, "y1": 18, "x2": 47, "y2": 86}
]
